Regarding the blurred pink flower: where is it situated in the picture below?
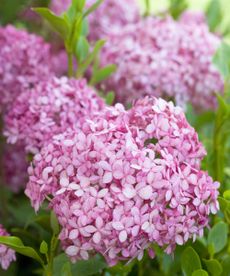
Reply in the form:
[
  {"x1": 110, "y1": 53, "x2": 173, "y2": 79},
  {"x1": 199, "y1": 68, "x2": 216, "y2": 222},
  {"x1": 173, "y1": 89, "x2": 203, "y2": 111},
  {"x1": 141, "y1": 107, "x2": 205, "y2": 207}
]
[
  {"x1": 99, "y1": 15, "x2": 223, "y2": 110},
  {"x1": 0, "y1": 25, "x2": 55, "y2": 110},
  {"x1": 50, "y1": 0, "x2": 140, "y2": 41},
  {"x1": 1, "y1": 143, "x2": 28, "y2": 193},
  {"x1": 0, "y1": 225, "x2": 16, "y2": 270},
  {"x1": 26, "y1": 97, "x2": 219, "y2": 264},
  {"x1": 4, "y1": 76, "x2": 105, "y2": 154}
]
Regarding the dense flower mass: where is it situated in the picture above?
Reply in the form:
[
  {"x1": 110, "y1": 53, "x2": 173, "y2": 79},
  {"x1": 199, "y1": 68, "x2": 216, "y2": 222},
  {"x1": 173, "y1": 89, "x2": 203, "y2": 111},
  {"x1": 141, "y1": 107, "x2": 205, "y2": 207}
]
[
  {"x1": 2, "y1": 144, "x2": 28, "y2": 193},
  {"x1": 4, "y1": 76, "x2": 105, "y2": 154},
  {"x1": 0, "y1": 225, "x2": 16, "y2": 270},
  {"x1": 50, "y1": 0, "x2": 140, "y2": 41},
  {"x1": 99, "y1": 15, "x2": 223, "y2": 109},
  {"x1": 0, "y1": 25, "x2": 54, "y2": 110},
  {"x1": 26, "y1": 97, "x2": 219, "y2": 264}
]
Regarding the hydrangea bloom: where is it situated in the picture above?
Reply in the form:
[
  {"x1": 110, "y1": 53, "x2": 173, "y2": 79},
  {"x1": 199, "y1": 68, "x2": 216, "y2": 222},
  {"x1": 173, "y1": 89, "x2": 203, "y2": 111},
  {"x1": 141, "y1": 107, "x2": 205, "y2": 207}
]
[
  {"x1": 4, "y1": 76, "x2": 105, "y2": 154},
  {"x1": 50, "y1": 0, "x2": 140, "y2": 41},
  {"x1": 26, "y1": 97, "x2": 219, "y2": 265},
  {"x1": 0, "y1": 25, "x2": 54, "y2": 109},
  {"x1": 99, "y1": 15, "x2": 223, "y2": 110},
  {"x1": 0, "y1": 225, "x2": 16, "y2": 270},
  {"x1": 2, "y1": 144, "x2": 28, "y2": 193}
]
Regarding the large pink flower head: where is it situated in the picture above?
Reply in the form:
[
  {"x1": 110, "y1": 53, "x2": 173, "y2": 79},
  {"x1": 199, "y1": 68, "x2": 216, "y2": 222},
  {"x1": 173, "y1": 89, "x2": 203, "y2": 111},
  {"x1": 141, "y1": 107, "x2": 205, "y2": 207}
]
[
  {"x1": 4, "y1": 76, "x2": 105, "y2": 154},
  {"x1": 1, "y1": 143, "x2": 28, "y2": 193},
  {"x1": 50, "y1": 0, "x2": 140, "y2": 41},
  {"x1": 0, "y1": 225, "x2": 16, "y2": 270},
  {"x1": 0, "y1": 25, "x2": 54, "y2": 110},
  {"x1": 99, "y1": 15, "x2": 223, "y2": 110},
  {"x1": 26, "y1": 97, "x2": 219, "y2": 265}
]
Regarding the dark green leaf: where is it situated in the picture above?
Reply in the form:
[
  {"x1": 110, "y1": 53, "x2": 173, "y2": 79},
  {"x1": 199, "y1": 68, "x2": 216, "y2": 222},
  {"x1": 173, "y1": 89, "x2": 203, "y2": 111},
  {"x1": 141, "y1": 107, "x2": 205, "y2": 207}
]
[
  {"x1": 50, "y1": 211, "x2": 59, "y2": 235},
  {"x1": 208, "y1": 221, "x2": 228, "y2": 253},
  {"x1": 192, "y1": 269, "x2": 208, "y2": 276},
  {"x1": 181, "y1": 247, "x2": 201, "y2": 276},
  {"x1": 169, "y1": 0, "x2": 188, "y2": 19},
  {"x1": 221, "y1": 255, "x2": 230, "y2": 276},
  {"x1": 33, "y1": 7, "x2": 70, "y2": 40},
  {"x1": 0, "y1": 236, "x2": 44, "y2": 266},
  {"x1": 203, "y1": 259, "x2": 222, "y2": 276}
]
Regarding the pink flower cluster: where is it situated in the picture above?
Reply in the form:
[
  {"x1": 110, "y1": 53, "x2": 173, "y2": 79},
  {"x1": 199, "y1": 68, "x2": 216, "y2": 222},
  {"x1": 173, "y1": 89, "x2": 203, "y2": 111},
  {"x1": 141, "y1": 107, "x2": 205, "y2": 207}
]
[
  {"x1": 1, "y1": 144, "x2": 28, "y2": 193},
  {"x1": 50, "y1": 0, "x2": 140, "y2": 41},
  {"x1": 0, "y1": 225, "x2": 16, "y2": 270},
  {"x1": 26, "y1": 97, "x2": 219, "y2": 265},
  {"x1": 4, "y1": 76, "x2": 105, "y2": 154},
  {"x1": 99, "y1": 15, "x2": 223, "y2": 110},
  {"x1": 0, "y1": 25, "x2": 54, "y2": 110}
]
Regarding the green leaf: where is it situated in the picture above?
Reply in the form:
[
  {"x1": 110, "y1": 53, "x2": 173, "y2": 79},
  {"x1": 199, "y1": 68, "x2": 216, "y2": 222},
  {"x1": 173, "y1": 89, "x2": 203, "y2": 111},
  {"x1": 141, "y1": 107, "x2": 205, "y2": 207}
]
[
  {"x1": 83, "y1": 0, "x2": 103, "y2": 18},
  {"x1": 91, "y1": 64, "x2": 117, "y2": 85},
  {"x1": 192, "y1": 269, "x2": 208, "y2": 276},
  {"x1": 75, "y1": 36, "x2": 89, "y2": 63},
  {"x1": 50, "y1": 211, "x2": 59, "y2": 235},
  {"x1": 213, "y1": 42, "x2": 230, "y2": 79},
  {"x1": 71, "y1": 255, "x2": 107, "y2": 275},
  {"x1": 169, "y1": 0, "x2": 188, "y2": 19},
  {"x1": 53, "y1": 254, "x2": 106, "y2": 276},
  {"x1": 105, "y1": 91, "x2": 115, "y2": 105},
  {"x1": 208, "y1": 221, "x2": 228, "y2": 254},
  {"x1": 181, "y1": 247, "x2": 201, "y2": 276},
  {"x1": 223, "y1": 189, "x2": 230, "y2": 200},
  {"x1": 0, "y1": 236, "x2": 44, "y2": 266},
  {"x1": 40, "y1": 241, "x2": 48, "y2": 255},
  {"x1": 33, "y1": 7, "x2": 70, "y2": 40},
  {"x1": 72, "y1": 0, "x2": 86, "y2": 12},
  {"x1": 203, "y1": 259, "x2": 223, "y2": 276},
  {"x1": 62, "y1": 262, "x2": 72, "y2": 276},
  {"x1": 77, "y1": 39, "x2": 105, "y2": 76},
  {"x1": 206, "y1": 0, "x2": 222, "y2": 32},
  {"x1": 221, "y1": 255, "x2": 230, "y2": 276}
]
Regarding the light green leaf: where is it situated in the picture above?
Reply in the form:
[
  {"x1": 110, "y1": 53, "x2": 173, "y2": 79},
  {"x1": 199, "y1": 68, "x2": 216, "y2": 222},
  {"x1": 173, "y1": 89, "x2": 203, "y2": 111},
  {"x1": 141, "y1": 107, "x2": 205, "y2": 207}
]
[
  {"x1": 203, "y1": 259, "x2": 223, "y2": 276},
  {"x1": 192, "y1": 269, "x2": 208, "y2": 276},
  {"x1": 62, "y1": 262, "x2": 72, "y2": 276},
  {"x1": 40, "y1": 241, "x2": 48, "y2": 255},
  {"x1": 223, "y1": 190, "x2": 230, "y2": 200},
  {"x1": 75, "y1": 36, "x2": 90, "y2": 63},
  {"x1": 206, "y1": 0, "x2": 222, "y2": 32},
  {"x1": 33, "y1": 7, "x2": 70, "y2": 40},
  {"x1": 105, "y1": 91, "x2": 115, "y2": 105},
  {"x1": 169, "y1": 0, "x2": 188, "y2": 19},
  {"x1": 91, "y1": 64, "x2": 117, "y2": 85},
  {"x1": 181, "y1": 247, "x2": 201, "y2": 276},
  {"x1": 0, "y1": 236, "x2": 44, "y2": 266},
  {"x1": 208, "y1": 221, "x2": 228, "y2": 254},
  {"x1": 213, "y1": 42, "x2": 230, "y2": 79},
  {"x1": 83, "y1": 0, "x2": 103, "y2": 18}
]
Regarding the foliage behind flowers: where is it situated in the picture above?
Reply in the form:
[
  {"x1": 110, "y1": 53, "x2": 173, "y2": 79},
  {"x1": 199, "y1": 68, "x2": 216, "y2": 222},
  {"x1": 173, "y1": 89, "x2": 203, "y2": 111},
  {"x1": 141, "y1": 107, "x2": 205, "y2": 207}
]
[{"x1": 0, "y1": 0, "x2": 230, "y2": 276}]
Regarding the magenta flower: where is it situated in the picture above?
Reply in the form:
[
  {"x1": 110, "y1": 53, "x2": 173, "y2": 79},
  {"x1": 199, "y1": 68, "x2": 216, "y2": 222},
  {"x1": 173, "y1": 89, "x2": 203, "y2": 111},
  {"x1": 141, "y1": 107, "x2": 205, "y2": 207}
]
[
  {"x1": 4, "y1": 76, "x2": 105, "y2": 154},
  {"x1": 0, "y1": 225, "x2": 16, "y2": 270},
  {"x1": 99, "y1": 15, "x2": 223, "y2": 110},
  {"x1": 26, "y1": 97, "x2": 219, "y2": 264},
  {"x1": 0, "y1": 25, "x2": 55, "y2": 110}
]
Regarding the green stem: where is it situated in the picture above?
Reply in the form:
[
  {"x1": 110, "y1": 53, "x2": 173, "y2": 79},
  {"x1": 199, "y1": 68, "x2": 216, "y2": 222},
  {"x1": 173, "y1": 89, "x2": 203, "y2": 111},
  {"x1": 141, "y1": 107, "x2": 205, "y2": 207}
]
[{"x1": 67, "y1": 52, "x2": 74, "y2": 77}]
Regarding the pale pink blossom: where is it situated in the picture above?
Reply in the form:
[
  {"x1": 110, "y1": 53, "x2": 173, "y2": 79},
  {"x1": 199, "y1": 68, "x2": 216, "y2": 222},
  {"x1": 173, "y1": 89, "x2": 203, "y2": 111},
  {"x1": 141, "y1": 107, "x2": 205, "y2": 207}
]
[
  {"x1": 4, "y1": 76, "x2": 105, "y2": 154},
  {"x1": 26, "y1": 97, "x2": 219, "y2": 264}
]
